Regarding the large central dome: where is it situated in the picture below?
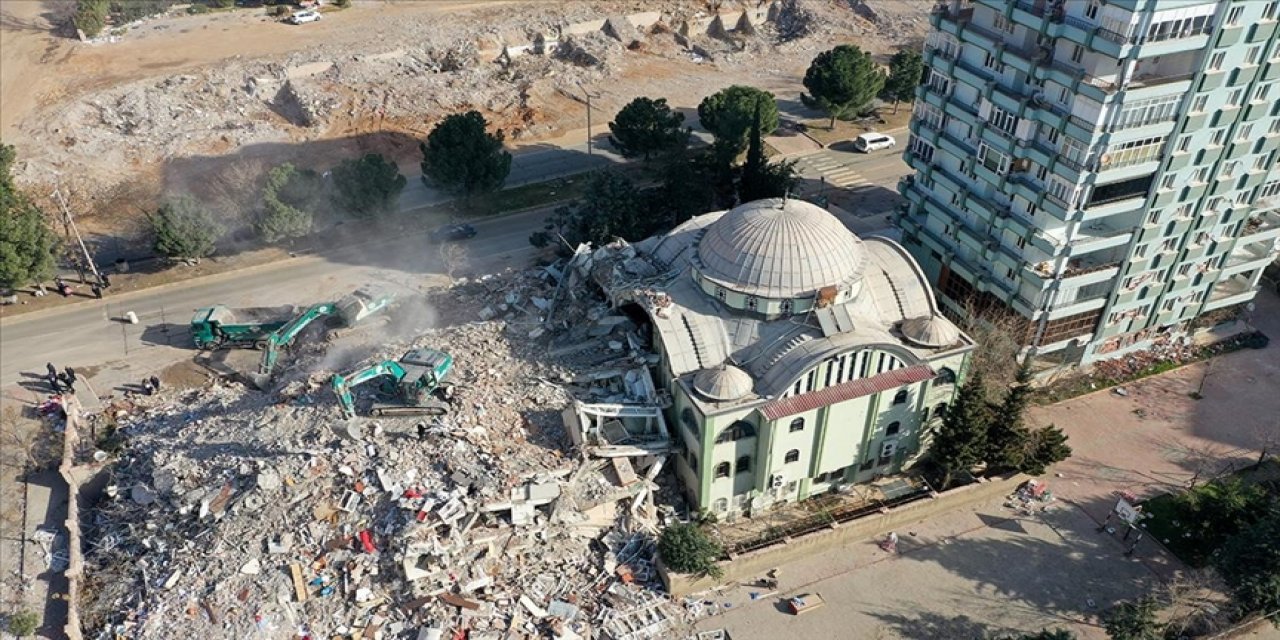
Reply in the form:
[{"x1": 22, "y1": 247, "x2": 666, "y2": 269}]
[{"x1": 696, "y1": 198, "x2": 867, "y2": 298}]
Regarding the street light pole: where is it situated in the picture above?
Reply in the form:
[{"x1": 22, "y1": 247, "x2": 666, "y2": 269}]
[{"x1": 577, "y1": 82, "x2": 600, "y2": 156}]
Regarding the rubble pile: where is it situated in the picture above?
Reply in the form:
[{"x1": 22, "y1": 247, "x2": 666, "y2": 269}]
[{"x1": 80, "y1": 266, "x2": 702, "y2": 639}]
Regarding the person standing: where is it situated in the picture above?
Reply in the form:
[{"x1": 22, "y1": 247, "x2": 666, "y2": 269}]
[
  {"x1": 141, "y1": 378, "x2": 154, "y2": 396},
  {"x1": 149, "y1": 375, "x2": 161, "y2": 393},
  {"x1": 91, "y1": 284, "x2": 103, "y2": 299}
]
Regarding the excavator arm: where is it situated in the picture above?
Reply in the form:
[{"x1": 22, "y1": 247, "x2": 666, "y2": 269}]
[
  {"x1": 331, "y1": 361, "x2": 407, "y2": 419},
  {"x1": 257, "y1": 302, "x2": 338, "y2": 376}
]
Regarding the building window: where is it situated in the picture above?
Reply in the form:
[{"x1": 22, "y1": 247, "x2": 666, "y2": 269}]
[
  {"x1": 1245, "y1": 46, "x2": 1262, "y2": 66},
  {"x1": 714, "y1": 420, "x2": 756, "y2": 443},
  {"x1": 936, "y1": 367, "x2": 956, "y2": 384},
  {"x1": 988, "y1": 105, "x2": 1018, "y2": 136},
  {"x1": 688, "y1": 451, "x2": 699, "y2": 474},
  {"x1": 714, "y1": 462, "x2": 730, "y2": 479},
  {"x1": 1209, "y1": 52, "x2": 1226, "y2": 71},
  {"x1": 978, "y1": 143, "x2": 1010, "y2": 173},
  {"x1": 681, "y1": 407, "x2": 700, "y2": 439},
  {"x1": 779, "y1": 299, "x2": 793, "y2": 315},
  {"x1": 994, "y1": 13, "x2": 1014, "y2": 34},
  {"x1": 745, "y1": 295, "x2": 759, "y2": 312},
  {"x1": 927, "y1": 69, "x2": 951, "y2": 95},
  {"x1": 713, "y1": 498, "x2": 728, "y2": 512},
  {"x1": 1226, "y1": 5, "x2": 1244, "y2": 26},
  {"x1": 910, "y1": 136, "x2": 936, "y2": 163},
  {"x1": 886, "y1": 422, "x2": 901, "y2": 436},
  {"x1": 785, "y1": 449, "x2": 800, "y2": 464},
  {"x1": 789, "y1": 417, "x2": 805, "y2": 432},
  {"x1": 1190, "y1": 95, "x2": 1208, "y2": 113},
  {"x1": 892, "y1": 389, "x2": 909, "y2": 405},
  {"x1": 735, "y1": 456, "x2": 751, "y2": 474},
  {"x1": 935, "y1": 402, "x2": 949, "y2": 418},
  {"x1": 714, "y1": 287, "x2": 727, "y2": 301}
]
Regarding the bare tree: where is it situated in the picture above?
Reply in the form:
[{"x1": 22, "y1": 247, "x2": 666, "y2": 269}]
[
  {"x1": 1158, "y1": 569, "x2": 1234, "y2": 638},
  {"x1": 0, "y1": 405, "x2": 52, "y2": 470},
  {"x1": 439, "y1": 242, "x2": 469, "y2": 285},
  {"x1": 1252, "y1": 419, "x2": 1280, "y2": 469},
  {"x1": 955, "y1": 298, "x2": 1029, "y2": 400}
]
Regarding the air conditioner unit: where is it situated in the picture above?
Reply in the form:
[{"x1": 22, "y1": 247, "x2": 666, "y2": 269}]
[
  {"x1": 881, "y1": 441, "x2": 898, "y2": 458},
  {"x1": 770, "y1": 474, "x2": 785, "y2": 489}
]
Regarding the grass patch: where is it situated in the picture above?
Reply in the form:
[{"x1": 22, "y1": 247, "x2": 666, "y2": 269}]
[
  {"x1": 457, "y1": 177, "x2": 588, "y2": 217},
  {"x1": 1139, "y1": 460, "x2": 1280, "y2": 567},
  {"x1": 800, "y1": 104, "x2": 915, "y2": 147}
]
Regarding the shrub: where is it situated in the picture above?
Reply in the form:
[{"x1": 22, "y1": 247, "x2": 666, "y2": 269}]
[
  {"x1": 6, "y1": 610, "x2": 39, "y2": 637},
  {"x1": 272, "y1": 5, "x2": 290, "y2": 17},
  {"x1": 658, "y1": 523, "x2": 722, "y2": 578}
]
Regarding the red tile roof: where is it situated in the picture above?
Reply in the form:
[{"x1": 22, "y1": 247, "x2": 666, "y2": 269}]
[{"x1": 759, "y1": 363, "x2": 936, "y2": 421}]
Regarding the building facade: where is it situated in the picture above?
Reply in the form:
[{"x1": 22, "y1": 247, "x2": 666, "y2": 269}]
[
  {"x1": 595, "y1": 199, "x2": 973, "y2": 520},
  {"x1": 899, "y1": 0, "x2": 1280, "y2": 367}
]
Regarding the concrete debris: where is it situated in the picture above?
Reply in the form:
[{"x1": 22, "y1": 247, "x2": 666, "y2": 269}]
[{"x1": 78, "y1": 265, "x2": 715, "y2": 639}]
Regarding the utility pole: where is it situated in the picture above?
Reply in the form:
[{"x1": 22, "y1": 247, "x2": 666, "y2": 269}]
[
  {"x1": 53, "y1": 187, "x2": 102, "y2": 286},
  {"x1": 577, "y1": 82, "x2": 601, "y2": 156}
]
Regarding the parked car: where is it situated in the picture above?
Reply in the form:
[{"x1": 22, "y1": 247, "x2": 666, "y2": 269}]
[
  {"x1": 852, "y1": 132, "x2": 896, "y2": 153},
  {"x1": 288, "y1": 10, "x2": 322, "y2": 24},
  {"x1": 429, "y1": 223, "x2": 478, "y2": 242}
]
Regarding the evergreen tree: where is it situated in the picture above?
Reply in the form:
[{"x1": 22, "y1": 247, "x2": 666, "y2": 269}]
[
  {"x1": 930, "y1": 369, "x2": 991, "y2": 489},
  {"x1": 987, "y1": 360, "x2": 1033, "y2": 473},
  {"x1": 658, "y1": 523, "x2": 723, "y2": 578},
  {"x1": 697, "y1": 86, "x2": 779, "y2": 158},
  {"x1": 0, "y1": 143, "x2": 59, "y2": 290},
  {"x1": 607, "y1": 97, "x2": 689, "y2": 161},
  {"x1": 1022, "y1": 424, "x2": 1072, "y2": 476},
  {"x1": 149, "y1": 197, "x2": 224, "y2": 260},
  {"x1": 331, "y1": 153, "x2": 407, "y2": 218},
  {"x1": 880, "y1": 49, "x2": 926, "y2": 114},
  {"x1": 420, "y1": 111, "x2": 512, "y2": 203},
  {"x1": 801, "y1": 44, "x2": 886, "y2": 128},
  {"x1": 737, "y1": 106, "x2": 800, "y2": 203},
  {"x1": 1215, "y1": 506, "x2": 1280, "y2": 623},
  {"x1": 1102, "y1": 598, "x2": 1163, "y2": 640}
]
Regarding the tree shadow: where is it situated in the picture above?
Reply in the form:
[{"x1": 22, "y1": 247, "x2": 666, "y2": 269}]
[{"x1": 869, "y1": 610, "x2": 1010, "y2": 640}]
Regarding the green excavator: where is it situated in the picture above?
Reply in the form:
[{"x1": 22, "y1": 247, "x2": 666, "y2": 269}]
[
  {"x1": 254, "y1": 286, "x2": 396, "y2": 384},
  {"x1": 331, "y1": 348, "x2": 454, "y2": 418},
  {"x1": 191, "y1": 285, "x2": 396, "y2": 387}
]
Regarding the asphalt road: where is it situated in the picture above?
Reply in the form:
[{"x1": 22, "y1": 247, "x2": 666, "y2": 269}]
[
  {"x1": 1, "y1": 140, "x2": 906, "y2": 400},
  {"x1": 0, "y1": 205, "x2": 553, "y2": 397}
]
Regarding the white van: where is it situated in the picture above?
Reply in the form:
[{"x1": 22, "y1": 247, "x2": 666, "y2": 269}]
[{"x1": 853, "y1": 132, "x2": 897, "y2": 153}]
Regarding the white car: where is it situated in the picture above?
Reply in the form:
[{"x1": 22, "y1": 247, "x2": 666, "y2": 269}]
[
  {"x1": 853, "y1": 132, "x2": 897, "y2": 153},
  {"x1": 288, "y1": 10, "x2": 322, "y2": 24}
]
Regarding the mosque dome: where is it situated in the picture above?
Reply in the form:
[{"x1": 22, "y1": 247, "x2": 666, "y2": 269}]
[
  {"x1": 695, "y1": 198, "x2": 867, "y2": 298},
  {"x1": 692, "y1": 364, "x2": 754, "y2": 402}
]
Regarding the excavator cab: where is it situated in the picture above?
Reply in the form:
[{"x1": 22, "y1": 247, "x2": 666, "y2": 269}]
[{"x1": 330, "y1": 348, "x2": 453, "y2": 418}]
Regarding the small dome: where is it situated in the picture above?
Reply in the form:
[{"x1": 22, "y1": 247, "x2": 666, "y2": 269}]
[
  {"x1": 901, "y1": 315, "x2": 961, "y2": 348},
  {"x1": 693, "y1": 365, "x2": 754, "y2": 402},
  {"x1": 696, "y1": 198, "x2": 866, "y2": 298}
]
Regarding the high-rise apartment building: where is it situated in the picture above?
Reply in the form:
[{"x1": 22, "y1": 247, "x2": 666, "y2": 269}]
[{"x1": 899, "y1": 0, "x2": 1280, "y2": 368}]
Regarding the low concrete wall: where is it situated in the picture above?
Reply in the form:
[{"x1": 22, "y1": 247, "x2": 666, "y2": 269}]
[
  {"x1": 661, "y1": 474, "x2": 1030, "y2": 596},
  {"x1": 59, "y1": 398, "x2": 86, "y2": 640}
]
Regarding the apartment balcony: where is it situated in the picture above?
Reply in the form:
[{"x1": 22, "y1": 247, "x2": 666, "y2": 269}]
[
  {"x1": 1223, "y1": 241, "x2": 1276, "y2": 272},
  {"x1": 1238, "y1": 209, "x2": 1280, "y2": 244},
  {"x1": 1040, "y1": 220, "x2": 1136, "y2": 256},
  {"x1": 1204, "y1": 274, "x2": 1258, "y2": 311},
  {"x1": 1080, "y1": 174, "x2": 1154, "y2": 220}
]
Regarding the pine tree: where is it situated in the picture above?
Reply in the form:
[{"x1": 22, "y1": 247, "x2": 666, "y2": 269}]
[
  {"x1": 1022, "y1": 424, "x2": 1072, "y2": 476},
  {"x1": 986, "y1": 360, "x2": 1033, "y2": 473},
  {"x1": 930, "y1": 369, "x2": 991, "y2": 489}
]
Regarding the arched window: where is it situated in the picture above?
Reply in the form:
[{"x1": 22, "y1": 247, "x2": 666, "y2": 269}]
[
  {"x1": 789, "y1": 417, "x2": 805, "y2": 432},
  {"x1": 780, "y1": 299, "x2": 793, "y2": 315},
  {"x1": 714, "y1": 462, "x2": 731, "y2": 479},
  {"x1": 886, "y1": 421, "x2": 901, "y2": 436},
  {"x1": 745, "y1": 296, "x2": 759, "y2": 311},
  {"x1": 713, "y1": 498, "x2": 728, "y2": 512},
  {"x1": 735, "y1": 456, "x2": 751, "y2": 474},
  {"x1": 934, "y1": 402, "x2": 949, "y2": 418},
  {"x1": 936, "y1": 367, "x2": 957, "y2": 384},
  {"x1": 714, "y1": 420, "x2": 757, "y2": 443},
  {"x1": 681, "y1": 407, "x2": 699, "y2": 438},
  {"x1": 785, "y1": 449, "x2": 800, "y2": 463},
  {"x1": 893, "y1": 389, "x2": 909, "y2": 405}
]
